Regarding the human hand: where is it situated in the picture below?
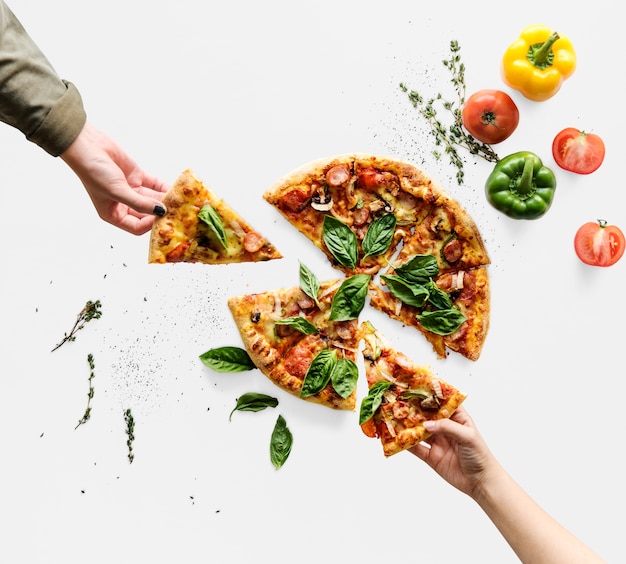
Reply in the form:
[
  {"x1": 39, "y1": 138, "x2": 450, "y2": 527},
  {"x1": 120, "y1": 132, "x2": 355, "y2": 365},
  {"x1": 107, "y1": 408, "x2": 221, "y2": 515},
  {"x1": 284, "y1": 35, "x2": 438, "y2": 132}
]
[
  {"x1": 61, "y1": 121, "x2": 169, "y2": 235},
  {"x1": 409, "y1": 406, "x2": 499, "y2": 499}
]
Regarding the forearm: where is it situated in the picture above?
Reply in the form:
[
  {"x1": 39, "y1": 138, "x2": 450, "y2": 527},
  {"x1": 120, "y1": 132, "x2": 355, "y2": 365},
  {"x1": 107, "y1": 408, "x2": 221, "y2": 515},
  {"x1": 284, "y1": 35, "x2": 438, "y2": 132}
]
[
  {"x1": 0, "y1": 1, "x2": 85, "y2": 155},
  {"x1": 473, "y1": 464, "x2": 605, "y2": 564}
]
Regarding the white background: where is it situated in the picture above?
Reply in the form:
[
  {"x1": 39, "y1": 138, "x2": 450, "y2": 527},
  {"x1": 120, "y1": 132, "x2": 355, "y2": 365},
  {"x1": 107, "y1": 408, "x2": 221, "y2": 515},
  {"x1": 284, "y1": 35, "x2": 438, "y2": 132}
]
[{"x1": 1, "y1": 1, "x2": 623, "y2": 562}]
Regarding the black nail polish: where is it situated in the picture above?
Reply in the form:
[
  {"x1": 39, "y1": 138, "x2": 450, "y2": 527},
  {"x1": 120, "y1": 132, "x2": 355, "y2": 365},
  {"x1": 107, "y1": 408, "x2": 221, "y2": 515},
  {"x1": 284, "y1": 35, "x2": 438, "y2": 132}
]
[{"x1": 153, "y1": 204, "x2": 166, "y2": 217}]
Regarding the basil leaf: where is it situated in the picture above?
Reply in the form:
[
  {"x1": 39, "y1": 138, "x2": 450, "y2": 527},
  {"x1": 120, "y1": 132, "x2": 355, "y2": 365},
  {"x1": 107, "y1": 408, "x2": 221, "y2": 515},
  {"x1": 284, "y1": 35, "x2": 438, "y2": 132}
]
[
  {"x1": 418, "y1": 308, "x2": 467, "y2": 335},
  {"x1": 199, "y1": 346, "x2": 256, "y2": 372},
  {"x1": 330, "y1": 357, "x2": 359, "y2": 399},
  {"x1": 394, "y1": 254, "x2": 439, "y2": 283},
  {"x1": 359, "y1": 381, "x2": 392, "y2": 425},
  {"x1": 229, "y1": 392, "x2": 278, "y2": 421},
  {"x1": 275, "y1": 316, "x2": 319, "y2": 335},
  {"x1": 198, "y1": 205, "x2": 227, "y2": 248},
  {"x1": 300, "y1": 349, "x2": 336, "y2": 397},
  {"x1": 424, "y1": 279, "x2": 453, "y2": 310},
  {"x1": 329, "y1": 274, "x2": 371, "y2": 321},
  {"x1": 270, "y1": 414, "x2": 293, "y2": 470},
  {"x1": 299, "y1": 261, "x2": 320, "y2": 305},
  {"x1": 362, "y1": 213, "x2": 396, "y2": 259},
  {"x1": 381, "y1": 274, "x2": 429, "y2": 308},
  {"x1": 323, "y1": 215, "x2": 358, "y2": 269}
]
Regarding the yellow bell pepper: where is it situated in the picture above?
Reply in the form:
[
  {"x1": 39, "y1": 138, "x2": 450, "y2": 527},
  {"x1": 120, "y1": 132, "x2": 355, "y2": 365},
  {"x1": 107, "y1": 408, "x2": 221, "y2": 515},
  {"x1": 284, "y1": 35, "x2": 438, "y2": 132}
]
[{"x1": 501, "y1": 24, "x2": 576, "y2": 102}]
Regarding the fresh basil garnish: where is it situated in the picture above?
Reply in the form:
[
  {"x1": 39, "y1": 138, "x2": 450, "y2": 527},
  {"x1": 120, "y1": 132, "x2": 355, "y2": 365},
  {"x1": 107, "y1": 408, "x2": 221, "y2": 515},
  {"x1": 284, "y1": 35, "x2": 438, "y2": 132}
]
[
  {"x1": 394, "y1": 254, "x2": 439, "y2": 283},
  {"x1": 300, "y1": 349, "x2": 336, "y2": 397},
  {"x1": 362, "y1": 213, "x2": 396, "y2": 259},
  {"x1": 418, "y1": 308, "x2": 467, "y2": 335},
  {"x1": 359, "y1": 381, "x2": 392, "y2": 425},
  {"x1": 323, "y1": 215, "x2": 358, "y2": 269},
  {"x1": 229, "y1": 392, "x2": 278, "y2": 421},
  {"x1": 199, "y1": 346, "x2": 256, "y2": 372},
  {"x1": 198, "y1": 205, "x2": 228, "y2": 248},
  {"x1": 329, "y1": 274, "x2": 371, "y2": 321},
  {"x1": 275, "y1": 316, "x2": 319, "y2": 335},
  {"x1": 424, "y1": 279, "x2": 453, "y2": 309},
  {"x1": 299, "y1": 261, "x2": 320, "y2": 305},
  {"x1": 270, "y1": 414, "x2": 293, "y2": 470},
  {"x1": 380, "y1": 274, "x2": 429, "y2": 308},
  {"x1": 330, "y1": 357, "x2": 359, "y2": 399}
]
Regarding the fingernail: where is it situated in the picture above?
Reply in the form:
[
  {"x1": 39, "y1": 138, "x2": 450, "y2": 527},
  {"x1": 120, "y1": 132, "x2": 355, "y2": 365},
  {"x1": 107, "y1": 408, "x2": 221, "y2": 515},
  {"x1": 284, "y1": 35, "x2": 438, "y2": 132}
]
[
  {"x1": 153, "y1": 204, "x2": 166, "y2": 217},
  {"x1": 424, "y1": 420, "x2": 436, "y2": 431}
]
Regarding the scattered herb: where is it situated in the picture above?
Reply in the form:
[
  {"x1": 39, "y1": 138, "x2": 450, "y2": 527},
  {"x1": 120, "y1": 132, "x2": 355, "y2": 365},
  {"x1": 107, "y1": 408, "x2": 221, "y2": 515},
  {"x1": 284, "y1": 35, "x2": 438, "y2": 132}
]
[
  {"x1": 275, "y1": 317, "x2": 319, "y2": 335},
  {"x1": 323, "y1": 215, "x2": 358, "y2": 269},
  {"x1": 330, "y1": 357, "x2": 359, "y2": 399},
  {"x1": 124, "y1": 408, "x2": 135, "y2": 464},
  {"x1": 300, "y1": 349, "x2": 336, "y2": 398},
  {"x1": 382, "y1": 254, "x2": 466, "y2": 335},
  {"x1": 75, "y1": 353, "x2": 95, "y2": 430},
  {"x1": 229, "y1": 393, "x2": 279, "y2": 421},
  {"x1": 199, "y1": 346, "x2": 256, "y2": 372},
  {"x1": 299, "y1": 261, "x2": 320, "y2": 306},
  {"x1": 51, "y1": 299, "x2": 102, "y2": 352},
  {"x1": 270, "y1": 415, "x2": 293, "y2": 470},
  {"x1": 400, "y1": 40, "x2": 499, "y2": 185},
  {"x1": 362, "y1": 213, "x2": 396, "y2": 260},
  {"x1": 198, "y1": 205, "x2": 228, "y2": 248},
  {"x1": 359, "y1": 381, "x2": 392, "y2": 425},
  {"x1": 300, "y1": 349, "x2": 359, "y2": 399},
  {"x1": 329, "y1": 274, "x2": 371, "y2": 321}
]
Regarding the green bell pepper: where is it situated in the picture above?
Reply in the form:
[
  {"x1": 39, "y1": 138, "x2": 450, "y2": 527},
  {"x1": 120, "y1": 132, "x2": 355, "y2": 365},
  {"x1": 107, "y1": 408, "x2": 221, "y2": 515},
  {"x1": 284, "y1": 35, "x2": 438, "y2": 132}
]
[{"x1": 485, "y1": 151, "x2": 557, "y2": 219}]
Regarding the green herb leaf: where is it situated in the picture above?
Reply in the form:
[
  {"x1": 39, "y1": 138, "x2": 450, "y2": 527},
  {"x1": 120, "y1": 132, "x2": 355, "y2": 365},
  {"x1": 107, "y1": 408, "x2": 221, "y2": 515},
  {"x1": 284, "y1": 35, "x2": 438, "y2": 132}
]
[
  {"x1": 323, "y1": 215, "x2": 358, "y2": 269},
  {"x1": 275, "y1": 317, "x2": 319, "y2": 335},
  {"x1": 199, "y1": 346, "x2": 256, "y2": 372},
  {"x1": 229, "y1": 392, "x2": 278, "y2": 421},
  {"x1": 359, "y1": 381, "x2": 392, "y2": 425},
  {"x1": 300, "y1": 349, "x2": 336, "y2": 398},
  {"x1": 198, "y1": 205, "x2": 227, "y2": 248},
  {"x1": 329, "y1": 274, "x2": 371, "y2": 321},
  {"x1": 381, "y1": 274, "x2": 429, "y2": 308},
  {"x1": 270, "y1": 414, "x2": 293, "y2": 470},
  {"x1": 394, "y1": 255, "x2": 439, "y2": 284},
  {"x1": 330, "y1": 357, "x2": 359, "y2": 399},
  {"x1": 299, "y1": 261, "x2": 320, "y2": 305},
  {"x1": 52, "y1": 299, "x2": 103, "y2": 352},
  {"x1": 362, "y1": 213, "x2": 396, "y2": 259},
  {"x1": 424, "y1": 280, "x2": 453, "y2": 309},
  {"x1": 418, "y1": 308, "x2": 466, "y2": 335}
]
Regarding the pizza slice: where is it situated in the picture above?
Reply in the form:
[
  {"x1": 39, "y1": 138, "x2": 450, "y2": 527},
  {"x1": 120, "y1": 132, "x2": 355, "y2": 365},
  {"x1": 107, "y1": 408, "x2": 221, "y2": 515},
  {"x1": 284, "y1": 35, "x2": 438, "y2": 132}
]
[
  {"x1": 263, "y1": 154, "x2": 434, "y2": 275},
  {"x1": 227, "y1": 276, "x2": 364, "y2": 410},
  {"x1": 368, "y1": 253, "x2": 490, "y2": 361},
  {"x1": 398, "y1": 197, "x2": 491, "y2": 274},
  {"x1": 149, "y1": 169, "x2": 282, "y2": 264},
  {"x1": 357, "y1": 321, "x2": 467, "y2": 457}
]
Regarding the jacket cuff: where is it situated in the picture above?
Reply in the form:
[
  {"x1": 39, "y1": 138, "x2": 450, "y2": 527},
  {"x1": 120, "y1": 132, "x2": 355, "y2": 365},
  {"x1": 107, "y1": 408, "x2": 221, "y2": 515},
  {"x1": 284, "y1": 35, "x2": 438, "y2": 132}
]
[{"x1": 27, "y1": 81, "x2": 87, "y2": 157}]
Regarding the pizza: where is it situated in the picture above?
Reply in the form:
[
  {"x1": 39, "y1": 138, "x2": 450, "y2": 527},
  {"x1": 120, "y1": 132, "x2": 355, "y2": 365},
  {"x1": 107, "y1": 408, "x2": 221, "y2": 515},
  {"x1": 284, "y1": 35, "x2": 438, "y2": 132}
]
[
  {"x1": 358, "y1": 321, "x2": 467, "y2": 457},
  {"x1": 149, "y1": 169, "x2": 282, "y2": 264},
  {"x1": 263, "y1": 154, "x2": 491, "y2": 360},
  {"x1": 227, "y1": 276, "x2": 362, "y2": 410}
]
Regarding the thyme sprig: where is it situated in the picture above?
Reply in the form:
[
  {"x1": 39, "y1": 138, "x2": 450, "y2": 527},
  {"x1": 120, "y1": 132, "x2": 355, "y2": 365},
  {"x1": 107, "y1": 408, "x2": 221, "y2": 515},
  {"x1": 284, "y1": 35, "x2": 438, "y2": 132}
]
[
  {"x1": 124, "y1": 408, "x2": 135, "y2": 464},
  {"x1": 52, "y1": 300, "x2": 103, "y2": 352},
  {"x1": 75, "y1": 353, "x2": 95, "y2": 429},
  {"x1": 400, "y1": 40, "x2": 499, "y2": 185}
]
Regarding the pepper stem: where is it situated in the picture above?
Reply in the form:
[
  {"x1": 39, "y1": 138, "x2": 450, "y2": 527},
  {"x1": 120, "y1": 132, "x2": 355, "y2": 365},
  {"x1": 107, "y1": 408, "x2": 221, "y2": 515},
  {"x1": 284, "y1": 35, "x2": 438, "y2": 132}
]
[
  {"x1": 528, "y1": 32, "x2": 560, "y2": 69},
  {"x1": 517, "y1": 154, "x2": 535, "y2": 198}
]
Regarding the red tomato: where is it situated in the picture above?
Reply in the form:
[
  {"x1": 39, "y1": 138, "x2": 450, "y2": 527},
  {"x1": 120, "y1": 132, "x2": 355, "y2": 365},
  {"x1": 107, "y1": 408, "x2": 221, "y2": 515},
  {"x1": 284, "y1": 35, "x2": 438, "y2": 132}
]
[
  {"x1": 574, "y1": 220, "x2": 625, "y2": 267},
  {"x1": 552, "y1": 128, "x2": 605, "y2": 174},
  {"x1": 461, "y1": 89, "x2": 519, "y2": 144}
]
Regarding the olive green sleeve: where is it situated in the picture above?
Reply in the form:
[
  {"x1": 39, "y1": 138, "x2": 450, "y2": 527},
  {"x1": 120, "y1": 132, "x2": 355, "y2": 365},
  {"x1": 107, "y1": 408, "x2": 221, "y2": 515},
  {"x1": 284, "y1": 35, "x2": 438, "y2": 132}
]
[{"x1": 0, "y1": 1, "x2": 86, "y2": 156}]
